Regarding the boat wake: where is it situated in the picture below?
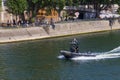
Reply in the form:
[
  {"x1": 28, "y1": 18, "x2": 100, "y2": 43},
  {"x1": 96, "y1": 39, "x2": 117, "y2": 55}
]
[{"x1": 58, "y1": 46, "x2": 120, "y2": 61}]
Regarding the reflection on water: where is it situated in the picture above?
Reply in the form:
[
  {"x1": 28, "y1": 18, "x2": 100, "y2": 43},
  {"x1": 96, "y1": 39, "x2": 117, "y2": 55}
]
[{"x1": 0, "y1": 30, "x2": 120, "y2": 80}]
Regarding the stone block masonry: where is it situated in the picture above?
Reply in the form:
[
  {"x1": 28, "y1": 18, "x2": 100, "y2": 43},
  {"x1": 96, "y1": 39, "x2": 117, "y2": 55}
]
[{"x1": 0, "y1": 20, "x2": 120, "y2": 43}]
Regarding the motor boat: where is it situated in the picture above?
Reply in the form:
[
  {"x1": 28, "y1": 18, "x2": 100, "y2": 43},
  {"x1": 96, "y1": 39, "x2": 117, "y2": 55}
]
[
  {"x1": 60, "y1": 50, "x2": 96, "y2": 59},
  {"x1": 60, "y1": 38, "x2": 96, "y2": 59}
]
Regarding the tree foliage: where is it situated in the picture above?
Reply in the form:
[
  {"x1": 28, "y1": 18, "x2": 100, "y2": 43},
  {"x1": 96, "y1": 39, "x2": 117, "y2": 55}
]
[
  {"x1": 26, "y1": 0, "x2": 42, "y2": 17},
  {"x1": 0, "y1": 0, "x2": 1, "y2": 7},
  {"x1": 5, "y1": 0, "x2": 120, "y2": 20},
  {"x1": 6, "y1": 0, "x2": 27, "y2": 20},
  {"x1": 0, "y1": 0, "x2": 1, "y2": 11}
]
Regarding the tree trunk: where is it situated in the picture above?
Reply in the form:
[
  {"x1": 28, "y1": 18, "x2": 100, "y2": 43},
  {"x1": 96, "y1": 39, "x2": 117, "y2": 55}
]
[
  {"x1": 15, "y1": 14, "x2": 18, "y2": 22},
  {"x1": 20, "y1": 13, "x2": 25, "y2": 21},
  {"x1": 94, "y1": 3, "x2": 100, "y2": 18},
  {"x1": 57, "y1": 9, "x2": 62, "y2": 21}
]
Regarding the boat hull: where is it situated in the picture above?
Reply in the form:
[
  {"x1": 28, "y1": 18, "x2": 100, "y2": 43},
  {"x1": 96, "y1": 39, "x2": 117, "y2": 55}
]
[{"x1": 60, "y1": 50, "x2": 96, "y2": 59}]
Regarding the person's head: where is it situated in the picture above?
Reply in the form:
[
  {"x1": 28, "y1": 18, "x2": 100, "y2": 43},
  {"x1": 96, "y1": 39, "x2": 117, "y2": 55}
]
[
  {"x1": 73, "y1": 38, "x2": 77, "y2": 42},
  {"x1": 74, "y1": 38, "x2": 76, "y2": 40}
]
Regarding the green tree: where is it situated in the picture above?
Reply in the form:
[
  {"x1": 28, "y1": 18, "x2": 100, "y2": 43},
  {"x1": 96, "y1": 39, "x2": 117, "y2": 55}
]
[
  {"x1": 114, "y1": 0, "x2": 120, "y2": 14},
  {"x1": 65, "y1": 0, "x2": 80, "y2": 6},
  {"x1": 45, "y1": 0, "x2": 80, "y2": 19},
  {"x1": 6, "y1": 0, "x2": 27, "y2": 20},
  {"x1": 26, "y1": 0, "x2": 66, "y2": 20},
  {"x1": 51, "y1": 0, "x2": 66, "y2": 18},
  {"x1": 0, "y1": 0, "x2": 1, "y2": 6},
  {"x1": 0, "y1": 0, "x2": 2, "y2": 11},
  {"x1": 27, "y1": 0, "x2": 41, "y2": 19},
  {"x1": 26, "y1": 0, "x2": 80, "y2": 20}
]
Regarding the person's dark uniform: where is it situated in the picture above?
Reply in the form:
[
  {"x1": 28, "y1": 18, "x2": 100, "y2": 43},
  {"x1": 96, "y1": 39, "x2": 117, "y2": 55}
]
[{"x1": 70, "y1": 38, "x2": 79, "y2": 53}]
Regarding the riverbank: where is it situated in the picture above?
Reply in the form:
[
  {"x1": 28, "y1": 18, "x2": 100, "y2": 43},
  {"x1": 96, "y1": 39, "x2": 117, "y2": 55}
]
[{"x1": 0, "y1": 20, "x2": 120, "y2": 43}]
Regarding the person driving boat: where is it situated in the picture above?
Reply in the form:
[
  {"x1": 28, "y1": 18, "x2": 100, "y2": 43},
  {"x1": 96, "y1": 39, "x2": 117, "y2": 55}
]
[{"x1": 70, "y1": 38, "x2": 79, "y2": 53}]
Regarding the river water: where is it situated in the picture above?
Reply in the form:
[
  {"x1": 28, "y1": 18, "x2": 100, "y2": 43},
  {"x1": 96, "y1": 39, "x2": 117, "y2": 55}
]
[{"x1": 0, "y1": 30, "x2": 120, "y2": 80}]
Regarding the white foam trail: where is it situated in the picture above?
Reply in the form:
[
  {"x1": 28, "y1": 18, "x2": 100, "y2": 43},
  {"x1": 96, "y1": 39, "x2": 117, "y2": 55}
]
[
  {"x1": 57, "y1": 55, "x2": 65, "y2": 59},
  {"x1": 58, "y1": 52, "x2": 120, "y2": 60},
  {"x1": 107, "y1": 46, "x2": 120, "y2": 53},
  {"x1": 71, "y1": 52, "x2": 120, "y2": 61},
  {"x1": 58, "y1": 46, "x2": 120, "y2": 61}
]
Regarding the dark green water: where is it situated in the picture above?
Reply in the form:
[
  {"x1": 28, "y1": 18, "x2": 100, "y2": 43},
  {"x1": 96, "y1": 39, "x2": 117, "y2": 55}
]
[{"x1": 1, "y1": 30, "x2": 120, "y2": 80}]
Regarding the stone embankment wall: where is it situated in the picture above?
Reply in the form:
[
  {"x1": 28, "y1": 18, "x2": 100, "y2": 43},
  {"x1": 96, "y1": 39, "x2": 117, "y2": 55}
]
[{"x1": 0, "y1": 20, "x2": 120, "y2": 43}]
